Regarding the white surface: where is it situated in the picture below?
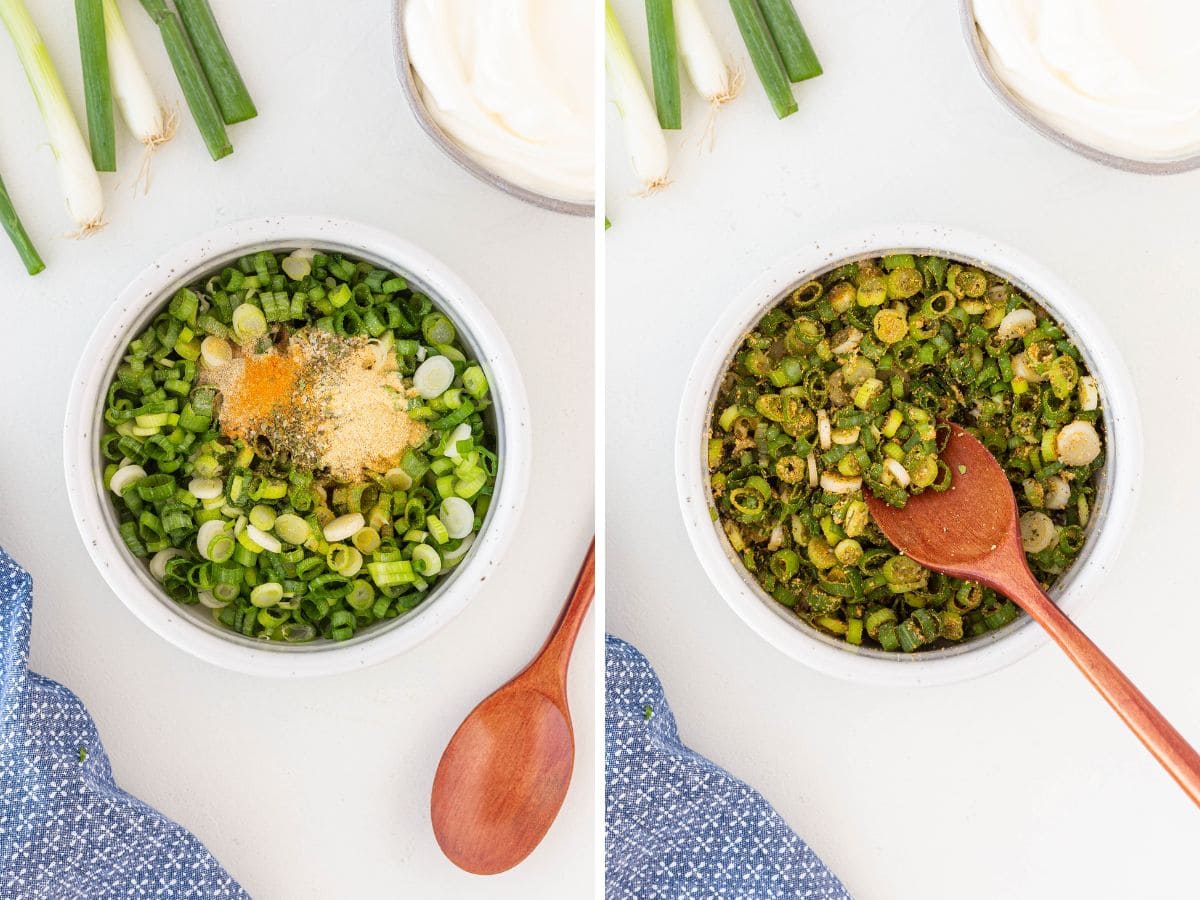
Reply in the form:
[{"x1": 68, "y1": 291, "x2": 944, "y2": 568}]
[
  {"x1": 673, "y1": 225, "x2": 1142, "y2": 687},
  {"x1": 0, "y1": 2, "x2": 594, "y2": 898},
  {"x1": 606, "y1": 1, "x2": 1200, "y2": 898},
  {"x1": 64, "y1": 218, "x2": 534, "y2": 677}
]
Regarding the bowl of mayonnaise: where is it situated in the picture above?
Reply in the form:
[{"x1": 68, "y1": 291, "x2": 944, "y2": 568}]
[
  {"x1": 961, "y1": 0, "x2": 1200, "y2": 174},
  {"x1": 392, "y1": 0, "x2": 594, "y2": 215}
]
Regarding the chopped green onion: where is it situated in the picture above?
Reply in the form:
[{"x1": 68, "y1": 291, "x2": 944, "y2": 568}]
[
  {"x1": 245, "y1": 524, "x2": 281, "y2": 554},
  {"x1": 230, "y1": 303, "x2": 266, "y2": 342},
  {"x1": 101, "y1": 249, "x2": 497, "y2": 643},
  {"x1": 411, "y1": 543, "x2": 441, "y2": 577},
  {"x1": 414, "y1": 355, "x2": 455, "y2": 399},
  {"x1": 728, "y1": 0, "x2": 796, "y2": 119},
  {"x1": 274, "y1": 513, "x2": 309, "y2": 545},
  {"x1": 248, "y1": 504, "x2": 275, "y2": 531},
  {"x1": 757, "y1": 0, "x2": 822, "y2": 82},
  {"x1": 345, "y1": 579, "x2": 375, "y2": 611},
  {"x1": 174, "y1": 0, "x2": 255, "y2": 125},
  {"x1": 461, "y1": 365, "x2": 489, "y2": 400},
  {"x1": 323, "y1": 513, "x2": 365, "y2": 543},
  {"x1": 137, "y1": 0, "x2": 231, "y2": 161},
  {"x1": 0, "y1": 170, "x2": 43, "y2": 275},
  {"x1": 75, "y1": 0, "x2": 115, "y2": 171},
  {"x1": 250, "y1": 582, "x2": 282, "y2": 608},
  {"x1": 644, "y1": 0, "x2": 681, "y2": 130},
  {"x1": 709, "y1": 253, "x2": 1104, "y2": 652}
]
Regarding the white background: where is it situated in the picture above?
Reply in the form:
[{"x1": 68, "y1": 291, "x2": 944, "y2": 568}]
[
  {"x1": 0, "y1": 1, "x2": 595, "y2": 897},
  {"x1": 607, "y1": 1, "x2": 1200, "y2": 898}
]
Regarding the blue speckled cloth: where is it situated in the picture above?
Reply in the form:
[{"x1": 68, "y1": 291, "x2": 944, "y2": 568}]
[
  {"x1": 0, "y1": 548, "x2": 247, "y2": 898},
  {"x1": 605, "y1": 636, "x2": 851, "y2": 900}
]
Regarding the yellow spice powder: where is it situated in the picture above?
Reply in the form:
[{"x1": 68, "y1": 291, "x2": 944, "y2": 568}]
[{"x1": 200, "y1": 328, "x2": 428, "y2": 482}]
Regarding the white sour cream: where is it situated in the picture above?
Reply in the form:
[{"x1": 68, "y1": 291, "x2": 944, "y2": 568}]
[
  {"x1": 404, "y1": 0, "x2": 594, "y2": 204},
  {"x1": 974, "y1": 0, "x2": 1200, "y2": 162}
]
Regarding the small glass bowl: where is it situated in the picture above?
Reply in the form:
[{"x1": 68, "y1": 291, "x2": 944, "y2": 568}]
[
  {"x1": 959, "y1": 0, "x2": 1200, "y2": 175},
  {"x1": 391, "y1": 0, "x2": 594, "y2": 216}
]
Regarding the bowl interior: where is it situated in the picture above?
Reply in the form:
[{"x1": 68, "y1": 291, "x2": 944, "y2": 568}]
[
  {"x1": 699, "y1": 247, "x2": 1120, "y2": 663},
  {"x1": 390, "y1": 0, "x2": 593, "y2": 217},
  {"x1": 86, "y1": 237, "x2": 509, "y2": 656},
  {"x1": 958, "y1": 0, "x2": 1200, "y2": 175}
]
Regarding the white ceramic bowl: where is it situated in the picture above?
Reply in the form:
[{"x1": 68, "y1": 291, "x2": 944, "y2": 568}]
[
  {"x1": 65, "y1": 216, "x2": 531, "y2": 677},
  {"x1": 676, "y1": 224, "x2": 1141, "y2": 686}
]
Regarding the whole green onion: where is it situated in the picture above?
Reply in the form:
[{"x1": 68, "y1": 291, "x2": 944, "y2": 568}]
[
  {"x1": 0, "y1": 0, "x2": 105, "y2": 232},
  {"x1": 137, "y1": 0, "x2": 231, "y2": 160},
  {"x1": 102, "y1": 0, "x2": 175, "y2": 158},
  {"x1": 606, "y1": 1, "x2": 670, "y2": 192},
  {"x1": 75, "y1": 0, "x2": 115, "y2": 171},
  {"x1": 757, "y1": 0, "x2": 822, "y2": 82},
  {"x1": 0, "y1": 170, "x2": 43, "y2": 275},
  {"x1": 174, "y1": 0, "x2": 256, "y2": 125},
  {"x1": 728, "y1": 0, "x2": 796, "y2": 119},
  {"x1": 645, "y1": 0, "x2": 681, "y2": 130}
]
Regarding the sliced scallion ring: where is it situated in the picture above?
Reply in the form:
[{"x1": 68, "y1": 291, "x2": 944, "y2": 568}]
[
  {"x1": 411, "y1": 543, "x2": 442, "y2": 577},
  {"x1": 109, "y1": 464, "x2": 146, "y2": 495},
  {"x1": 413, "y1": 355, "x2": 455, "y2": 399},
  {"x1": 231, "y1": 303, "x2": 267, "y2": 343},
  {"x1": 440, "y1": 496, "x2": 475, "y2": 540}
]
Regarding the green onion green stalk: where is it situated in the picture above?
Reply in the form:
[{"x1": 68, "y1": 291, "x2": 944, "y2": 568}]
[
  {"x1": 644, "y1": 0, "x2": 681, "y2": 130},
  {"x1": 728, "y1": 0, "x2": 796, "y2": 119},
  {"x1": 75, "y1": 0, "x2": 116, "y2": 171},
  {"x1": 175, "y1": 0, "x2": 256, "y2": 125},
  {"x1": 0, "y1": 170, "x2": 43, "y2": 275},
  {"x1": 757, "y1": 0, "x2": 822, "y2": 83},
  {"x1": 138, "y1": 0, "x2": 231, "y2": 160},
  {"x1": 708, "y1": 253, "x2": 1104, "y2": 652}
]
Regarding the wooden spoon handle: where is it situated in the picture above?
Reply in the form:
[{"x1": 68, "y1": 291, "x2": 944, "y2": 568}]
[
  {"x1": 528, "y1": 539, "x2": 596, "y2": 691},
  {"x1": 1008, "y1": 569, "x2": 1200, "y2": 807}
]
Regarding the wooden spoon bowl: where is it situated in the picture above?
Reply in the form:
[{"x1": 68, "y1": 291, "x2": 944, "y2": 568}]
[
  {"x1": 430, "y1": 540, "x2": 595, "y2": 874},
  {"x1": 866, "y1": 423, "x2": 1200, "y2": 807}
]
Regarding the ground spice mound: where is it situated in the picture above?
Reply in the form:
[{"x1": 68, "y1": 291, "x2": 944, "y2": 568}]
[
  {"x1": 216, "y1": 349, "x2": 300, "y2": 431},
  {"x1": 201, "y1": 328, "x2": 429, "y2": 482}
]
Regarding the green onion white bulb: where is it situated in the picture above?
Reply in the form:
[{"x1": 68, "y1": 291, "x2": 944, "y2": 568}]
[{"x1": 0, "y1": 0, "x2": 104, "y2": 233}]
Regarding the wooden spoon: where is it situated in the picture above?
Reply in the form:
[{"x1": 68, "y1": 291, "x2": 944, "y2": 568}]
[
  {"x1": 430, "y1": 539, "x2": 595, "y2": 874},
  {"x1": 865, "y1": 423, "x2": 1200, "y2": 806}
]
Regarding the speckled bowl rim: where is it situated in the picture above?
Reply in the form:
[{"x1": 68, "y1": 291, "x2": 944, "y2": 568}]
[
  {"x1": 64, "y1": 216, "x2": 532, "y2": 678},
  {"x1": 676, "y1": 224, "x2": 1142, "y2": 687},
  {"x1": 959, "y1": 0, "x2": 1200, "y2": 175},
  {"x1": 391, "y1": 0, "x2": 593, "y2": 217}
]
